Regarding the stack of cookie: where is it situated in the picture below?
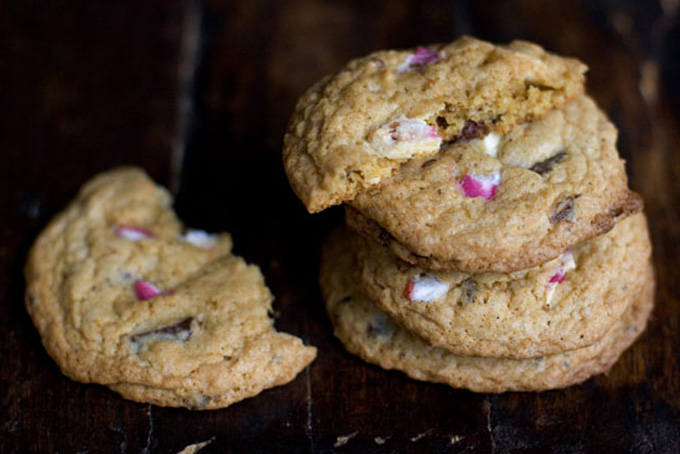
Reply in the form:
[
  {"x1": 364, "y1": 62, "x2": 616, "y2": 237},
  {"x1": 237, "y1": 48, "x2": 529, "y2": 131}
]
[{"x1": 284, "y1": 36, "x2": 653, "y2": 392}]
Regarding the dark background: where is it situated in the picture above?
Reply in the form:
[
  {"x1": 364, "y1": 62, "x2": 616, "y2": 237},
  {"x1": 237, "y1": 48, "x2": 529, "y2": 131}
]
[{"x1": 2, "y1": 0, "x2": 679, "y2": 452}]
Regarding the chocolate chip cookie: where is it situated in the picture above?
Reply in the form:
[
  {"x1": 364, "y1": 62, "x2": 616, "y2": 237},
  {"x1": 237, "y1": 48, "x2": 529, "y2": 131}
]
[
  {"x1": 25, "y1": 168, "x2": 316, "y2": 409},
  {"x1": 321, "y1": 231, "x2": 653, "y2": 393},
  {"x1": 284, "y1": 36, "x2": 586, "y2": 213},
  {"x1": 346, "y1": 95, "x2": 642, "y2": 273},
  {"x1": 352, "y1": 213, "x2": 651, "y2": 358}
]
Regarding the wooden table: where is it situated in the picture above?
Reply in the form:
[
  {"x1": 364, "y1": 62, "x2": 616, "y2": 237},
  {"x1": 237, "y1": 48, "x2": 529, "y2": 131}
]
[{"x1": 2, "y1": 1, "x2": 679, "y2": 452}]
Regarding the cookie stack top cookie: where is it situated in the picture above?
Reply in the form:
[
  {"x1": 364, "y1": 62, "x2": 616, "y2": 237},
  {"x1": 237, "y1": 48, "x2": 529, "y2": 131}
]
[
  {"x1": 284, "y1": 36, "x2": 586, "y2": 212},
  {"x1": 283, "y1": 36, "x2": 642, "y2": 273}
]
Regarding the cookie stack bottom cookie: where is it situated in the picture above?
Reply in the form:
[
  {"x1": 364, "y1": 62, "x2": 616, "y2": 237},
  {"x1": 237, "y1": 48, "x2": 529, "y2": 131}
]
[{"x1": 320, "y1": 214, "x2": 653, "y2": 392}]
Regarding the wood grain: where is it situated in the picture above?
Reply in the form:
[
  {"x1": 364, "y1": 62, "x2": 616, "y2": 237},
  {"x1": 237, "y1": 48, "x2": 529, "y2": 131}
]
[{"x1": 1, "y1": 0, "x2": 679, "y2": 452}]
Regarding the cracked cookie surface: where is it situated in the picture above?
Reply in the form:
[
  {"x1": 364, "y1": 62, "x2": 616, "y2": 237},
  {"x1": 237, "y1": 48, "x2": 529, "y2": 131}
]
[
  {"x1": 352, "y1": 213, "x2": 651, "y2": 358},
  {"x1": 25, "y1": 168, "x2": 316, "y2": 409},
  {"x1": 284, "y1": 36, "x2": 586, "y2": 212},
  {"x1": 320, "y1": 230, "x2": 654, "y2": 393},
  {"x1": 347, "y1": 95, "x2": 642, "y2": 273}
]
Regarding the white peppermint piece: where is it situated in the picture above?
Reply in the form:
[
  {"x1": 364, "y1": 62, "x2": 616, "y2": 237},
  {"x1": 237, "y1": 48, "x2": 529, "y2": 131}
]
[
  {"x1": 369, "y1": 116, "x2": 442, "y2": 159},
  {"x1": 560, "y1": 250, "x2": 576, "y2": 272},
  {"x1": 482, "y1": 133, "x2": 501, "y2": 158},
  {"x1": 544, "y1": 284, "x2": 558, "y2": 308},
  {"x1": 390, "y1": 119, "x2": 438, "y2": 142},
  {"x1": 406, "y1": 275, "x2": 450, "y2": 302},
  {"x1": 181, "y1": 229, "x2": 218, "y2": 248},
  {"x1": 115, "y1": 225, "x2": 154, "y2": 241}
]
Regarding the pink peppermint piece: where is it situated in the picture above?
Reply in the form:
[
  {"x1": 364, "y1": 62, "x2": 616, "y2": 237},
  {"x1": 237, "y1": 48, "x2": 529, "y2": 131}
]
[
  {"x1": 115, "y1": 226, "x2": 154, "y2": 241},
  {"x1": 458, "y1": 173, "x2": 501, "y2": 200},
  {"x1": 545, "y1": 250, "x2": 576, "y2": 307},
  {"x1": 398, "y1": 46, "x2": 441, "y2": 72},
  {"x1": 404, "y1": 274, "x2": 450, "y2": 302},
  {"x1": 134, "y1": 280, "x2": 163, "y2": 301},
  {"x1": 403, "y1": 281, "x2": 416, "y2": 300},
  {"x1": 548, "y1": 269, "x2": 567, "y2": 284},
  {"x1": 548, "y1": 250, "x2": 576, "y2": 284}
]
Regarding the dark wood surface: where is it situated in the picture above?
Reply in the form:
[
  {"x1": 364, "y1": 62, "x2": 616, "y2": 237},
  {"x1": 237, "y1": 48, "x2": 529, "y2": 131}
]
[{"x1": 2, "y1": 1, "x2": 679, "y2": 452}]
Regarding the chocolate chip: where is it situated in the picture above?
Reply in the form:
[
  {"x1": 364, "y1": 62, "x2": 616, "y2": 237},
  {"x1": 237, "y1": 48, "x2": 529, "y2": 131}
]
[
  {"x1": 461, "y1": 278, "x2": 478, "y2": 303},
  {"x1": 549, "y1": 196, "x2": 579, "y2": 224},
  {"x1": 421, "y1": 158, "x2": 437, "y2": 169},
  {"x1": 131, "y1": 317, "x2": 194, "y2": 344},
  {"x1": 526, "y1": 82, "x2": 555, "y2": 91},
  {"x1": 436, "y1": 116, "x2": 449, "y2": 128},
  {"x1": 608, "y1": 206, "x2": 624, "y2": 218},
  {"x1": 378, "y1": 229, "x2": 393, "y2": 247},
  {"x1": 338, "y1": 295, "x2": 352, "y2": 304},
  {"x1": 530, "y1": 150, "x2": 567, "y2": 175},
  {"x1": 367, "y1": 313, "x2": 395, "y2": 339},
  {"x1": 457, "y1": 120, "x2": 490, "y2": 141}
]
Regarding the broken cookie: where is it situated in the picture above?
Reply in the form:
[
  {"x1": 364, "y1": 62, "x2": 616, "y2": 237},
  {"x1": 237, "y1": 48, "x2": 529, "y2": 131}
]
[{"x1": 25, "y1": 167, "x2": 316, "y2": 409}]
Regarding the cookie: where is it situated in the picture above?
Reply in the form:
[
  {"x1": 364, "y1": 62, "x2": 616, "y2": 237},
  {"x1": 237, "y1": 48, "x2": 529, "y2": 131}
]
[
  {"x1": 347, "y1": 95, "x2": 642, "y2": 273},
  {"x1": 320, "y1": 232, "x2": 654, "y2": 393},
  {"x1": 352, "y1": 213, "x2": 651, "y2": 358},
  {"x1": 25, "y1": 168, "x2": 316, "y2": 409},
  {"x1": 284, "y1": 36, "x2": 586, "y2": 213}
]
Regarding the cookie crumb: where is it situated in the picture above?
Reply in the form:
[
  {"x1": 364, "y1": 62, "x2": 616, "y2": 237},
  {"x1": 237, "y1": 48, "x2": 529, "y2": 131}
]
[
  {"x1": 334, "y1": 431, "x2": 358, "y2": 448},
  {"x1": 174, "y1": 437, "x2": 214, "y2": 454},
  {"x1": 410, "y1": 428, "x2": 433, "y2": 442},
  {"x1": 374, "y1": 435, "x2": 391, "y2": 445},
  {"x1": 450, "y1": 434, "x2": 464, "y2": 445}
]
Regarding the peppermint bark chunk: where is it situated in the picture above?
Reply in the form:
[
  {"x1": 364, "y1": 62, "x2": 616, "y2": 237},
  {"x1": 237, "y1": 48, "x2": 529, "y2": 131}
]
[
  {"x1": 457, "y1": 173, "x2": 501, "y2": 200},
  {"x1": 397, "y1": 46, "x2": 442, "y2": 72},
  {"x1": 134, "y1": 280, "x2": 163, "y2": 300},
  {"x1": 404, "y1": 275, "x2": 450, "y2": 302},
  {"x1": 115, "y1": 226, "x2": 154, "y2": 240},
  {"x1": 545, "y1": 251, "x2": 576, "y2": 307}
]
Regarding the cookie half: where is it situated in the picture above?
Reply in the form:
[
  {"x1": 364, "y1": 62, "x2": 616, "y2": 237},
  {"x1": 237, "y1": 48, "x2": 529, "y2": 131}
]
[
  {"x1": 284, "y1": 36, "x2": 586, "y2": 212},
  {"x1": 321, "y1": 232, "x2": 654, "y2": 393},
  {"x1": 346, "y1": 95, "x2": 642, "y2": 273},
  {"x1": 25, "y1": 168, "x2": 316, "y2": 409},
  {"x1": 353, "y1": 213, "x2": 651, "y2": 358}
]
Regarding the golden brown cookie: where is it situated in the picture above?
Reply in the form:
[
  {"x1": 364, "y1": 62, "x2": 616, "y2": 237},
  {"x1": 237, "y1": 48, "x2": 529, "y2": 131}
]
[
  {"x1": 320, "y1": 231, "x2": 654, "y2": 393},
  {"x1": 353, "y1": 213, "x2": 651, "y2": 358},
  {"x1": 284, "y1": 36, "x2": 586, "y2": 212},
  {"x1": 346, "y1": 95, "x2": 642, "y2": 273},
  {"x1": 25, "y1": 168, "x2": 316, "y2": 409}
]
